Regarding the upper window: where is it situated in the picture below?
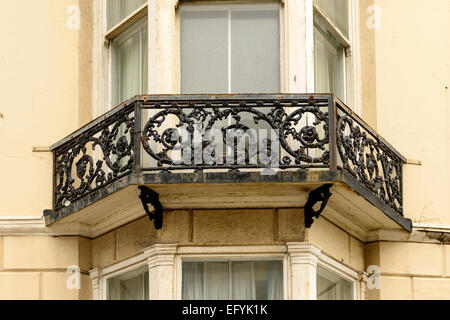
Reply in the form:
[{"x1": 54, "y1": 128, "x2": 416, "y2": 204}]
[
  {"x1": 180, "y1": 4, "x2": 280, "y2": 94},
  {"x1": 107, "y1": 0, "x2": 148, "y2": 105},
  {"x1": 313, "y1": 0, "x2": 350, "y2": 101},
  {"x1": 182, "y1": 260, "x2": 283, "y2": 300}
]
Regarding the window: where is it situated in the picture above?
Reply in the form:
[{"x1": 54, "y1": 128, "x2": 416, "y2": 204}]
[
  {"x1": 180, "y1": 3, "x2": 280, "y2": 94},
  {"x1": 107, "y1": 0, "x2": 148, "y2": 105},
  {"x1": 107, "y1": 265, "x2": 149, "y2": 300},
  {"x1": 313, "y1": 0, "x2": 350, "y2": 102},
  {"x1": 182, "y1": 260, "x2": 283, "y2": 300},
  {"x1": 317, "y1": 265, "x2": 355, "y2": 300}
]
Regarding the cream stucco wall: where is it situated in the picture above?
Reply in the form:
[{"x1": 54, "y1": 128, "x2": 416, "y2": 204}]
[
  {"x1": 0, "y1": 0, "x2": 93, "y2": 299},
  {"x1": 359, "y1": 0, "x2": 450, "y2": 224},
  {"x1": 0, "y1": 0, "x2": 449, "y2": 300}
]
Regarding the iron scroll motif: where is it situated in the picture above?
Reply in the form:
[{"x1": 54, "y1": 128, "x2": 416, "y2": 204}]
[
  {"x1": 336, "y1": 112, "x2": 403, "y2": 214},
  {"x1": 304, "y1": 184, "x2": 333, "y2": 228},
  {"x1": 138, "y1": 186, "x2": 163, "y2": 229},
  {"x1": 54, "y1": 108, "x2": 135, "y2": 210},
  {"x1": 140, "y1": 98, "x2": 330, "y2": 170}
]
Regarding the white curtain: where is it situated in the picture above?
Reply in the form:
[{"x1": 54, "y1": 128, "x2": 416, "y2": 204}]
[
  {"x1": 203, "y1": 262, "x2": 229, "y2": 300},
  {"x1": 182, "y1": 262, "x2": 204, "y2": 300},
  {"x1": 267, "y1": 261, "x2": 283, "y2": 300},
  {"x1": 314, "y1": 19, "x2": 345, "y2": 100},
  {"x1": 232, "y1": 262, "x2": 256, "y2": 300}
]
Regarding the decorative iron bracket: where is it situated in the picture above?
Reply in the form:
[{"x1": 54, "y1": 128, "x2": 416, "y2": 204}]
[
  {"x1": 304, "y1": 184, "x2": 333, "y2": 228},
  {"x1": 138, "y1": 186, "x2": 163, "y2": 230}
]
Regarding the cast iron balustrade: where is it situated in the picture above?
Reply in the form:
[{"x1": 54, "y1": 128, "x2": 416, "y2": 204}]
[{"x1": 50, "y1": 94, "x2": 406, "y2": 226}]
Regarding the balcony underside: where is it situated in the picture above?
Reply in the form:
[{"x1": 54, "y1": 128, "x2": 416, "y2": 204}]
[{"x1": 46, "y1": 169, "x2": 412, "y2": 241}]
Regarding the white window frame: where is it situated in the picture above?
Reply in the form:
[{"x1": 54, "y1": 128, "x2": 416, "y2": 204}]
[
  {"x1": 317, "y1": 252, "x2": 364, "y2": 300},
  {"x1": 178, "y1": 1, "x2": 286, "y2": 94},
  {"x1": 311, "y1": 0, "x2": 362, "y2": 113},
  {"x1": 93, "y1": 0, "x2": 149, "y2": 118},
  {"x1": 174, "y1": 245, "x2": 289, "y2": 300}
]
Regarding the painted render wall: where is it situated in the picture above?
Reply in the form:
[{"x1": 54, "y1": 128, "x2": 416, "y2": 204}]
[
  {"x1": 0, "y1": 0, "x2": 93, "y2": 299},
  {"x1": 0, "y1": 0, "x2": 449, "y2": 300}
]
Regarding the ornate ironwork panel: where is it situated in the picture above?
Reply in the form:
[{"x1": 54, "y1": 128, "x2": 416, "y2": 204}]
[
  {"x1": 54, "y1": 106, "x2": 135, "y2": 210},
  {"x1": 140, "y1": 97, "x2": 330, "y2": 171},
  {"x1": 336, "y1": 102, "x2": 404, "y2": 215},
  {"x1": 50, "y1": 94, "x2": 405, "y2": 221}
]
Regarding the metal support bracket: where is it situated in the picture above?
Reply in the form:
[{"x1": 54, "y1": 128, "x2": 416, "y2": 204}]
[
  {"x1": 304, "y1": 184, "x2": 333, "y2": 228},
  {"x1": 138, "y1": 186, "x2": 163, "y2": 229}
]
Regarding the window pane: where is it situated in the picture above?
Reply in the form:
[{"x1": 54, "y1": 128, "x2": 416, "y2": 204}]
[
  {"x1": 181, "y1": 7, "x2": 280, "y2": 94},
  {"x1": 314, "y1": 0, "x2": 349, "y2": 37},
  {"x1": 107, "y1": 266, "x2": 149, "y2": 300},
  {"x1": 182, "y1": 260, "x2": 283, "y2": 300},
  {"x1": 118, "y1": 32, "x2": 141, "y2": 102},
  {"x1": 232, "y1": 261, "x2": 283, "y2": 300},
  {"x1": 107, "y1": 0, "x2": 147, "y2": 30},
  {"x1": 317, "y1": 266, "x2": 354, "y2": 300},
  {"x1": 181, "y1": 10, "x2": 229, "y2": 94},
  {"x1": 230, "y1": 9, "x2": 280, "y2": 93},
  {"x1": 112, "y1": 19, "x2": 148, "y2": 105},
  {"x1": 314, "y1": 17, "x2": 345, "y2": 100},
  {"x1": 182, "y1": 262, "x2": 229, "y2": 300}
]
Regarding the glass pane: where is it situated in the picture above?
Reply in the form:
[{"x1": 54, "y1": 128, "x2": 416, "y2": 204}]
[
  {"x1": 314, "y1": 0, "x2": 349, "y2": 37},
  {"x1": 232, "y1": 261, "x2": 283, "y2": 300},
  {"x1": 314, "y1": 17, "x2": 345, "y2": 100},
  {"x1": 181, "y1": 10, "x2": 229, "y2": 94},
  {"x1": 112, "y1": 19, "x2": 148, "y2": 105},
  {"x1": 230, "y1": 9, "x2": 280, "y2": 93},
  {"x1": 118, "y1": 31, "x2": 141, "y2": 102},
  {"x1": 317, "y1": 266, "x2": 354, "y2": 300},
  {"x1": 107, "y1": 266, "x2": 149, "y2": 300},
  {"x1": 182, "y1": 260, "x2": 283, "y2": 300},
  {"x1": 182, "y1": 262, "x2": 229, "y2": 300},
  {"x1": 107, "y1": 0, "x2": 147, "y2": 30}
]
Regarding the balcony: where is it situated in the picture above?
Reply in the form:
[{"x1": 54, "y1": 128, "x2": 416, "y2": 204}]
[{"x1": 46, "y1": 94, "x2": 412, "y2": 239}]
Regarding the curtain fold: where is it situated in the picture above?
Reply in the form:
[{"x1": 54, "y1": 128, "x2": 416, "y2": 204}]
[
  {"x1": 203, "y1": 262, "x2": 229, "y2": 300},
  {"x1": 267, "y1": 261, "x2": 283, "y2": 300},
  {"x1": 232, "y1": 262, "x2": 256, "y2": 300}
]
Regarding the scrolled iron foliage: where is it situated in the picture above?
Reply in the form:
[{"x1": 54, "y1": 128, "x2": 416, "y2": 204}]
[
  {"x1": 54, "y1": 109, "x2": 135, "y2": 210},
  {"x1": 336, "y1": 113, "x2": 403, "y2": 214},
  {"x1": 141, "y1": 98, "x2": 330, "y2": 169}
]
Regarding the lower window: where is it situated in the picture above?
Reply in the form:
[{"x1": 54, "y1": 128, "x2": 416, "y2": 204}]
[
  {"x1": 317, "y1": 265, "x2": 354, "y2": 300},
  {"x1": 107, "y1": 265, "x2": 149, "y2": 300},
  {"x1": 182, "y1": 260, "x2": 283, "y2": 300}
]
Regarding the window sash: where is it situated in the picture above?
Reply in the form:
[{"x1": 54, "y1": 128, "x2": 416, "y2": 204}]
[
  {"x1": 313, "y1": 0, "x2": 349, "y2": 39},
  {"x1": 111, "y1": 16, "x2": 148, "y2": 106},
  {"x1": 107, "y1": 0, "x2": 147, "y2": 32},
  {"x1": 182, "y1": 259, "x2": 284, "y2": 300},
  {"x1": 180, "y1": 3, "x2": 281, "y2": 94}
]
